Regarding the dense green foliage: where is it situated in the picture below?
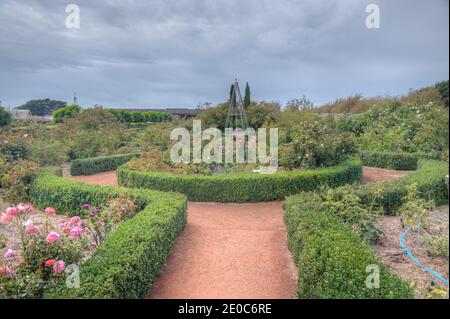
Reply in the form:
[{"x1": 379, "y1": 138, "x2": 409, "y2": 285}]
[
  {"x1": 53, "y1": 108, "x2": 130, "y2": 161},
  {"x1": 283, "y1": 157, "x2": 448, "y2": 298},
  {"x1": 52, "y1": 104, "x2": 82, "y2": 123},
  {"x1": 0, "y1": 142, "x2": 29, "y2": 162},
  {"x1": 70, "y1": 153, "x2": 139, "y2": 176},
  {"x1": 108, "y1": 109, "x2": 173, "y2": 123},
  {"x1": 280, "y1": 119, "x2": 357, "y2": 169},
  {"x1": 17, "y1": 99, "x2": 67, "y2": 116},
  {"x1": 356, "y1": 160, "x2": 448, "y2": 215},
  {"x1": 244, "y1": 82, "x2": 251, "y2": 109},
  {"x1": 29, "y1": 171, "x2": 187, "y2": 298},
  {"x1": 359, "y1": 151, "x2": 421, "y2": 170},
  {"x1": 0, "y1": 106, "x2": 12, "y2": 127},
  {"x1": 117, "y1": 158, "x2": 363, "y2": 202},
  {"x1": 284, "y1": 192, "x2": 414, "y2": 298},
  {"x1": 435, "y1": 80, "x2": 449, "y2": 107}
]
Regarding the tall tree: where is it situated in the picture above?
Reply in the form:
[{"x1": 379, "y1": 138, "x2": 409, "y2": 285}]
[
  {"x1": 0, "y1": 105, "x2": 12, "y2": 127},
  {"x1": 244, "y1": 82, "x2": 251, "y2": 109},
  {"x1": 16, "y1": 98, "x2": 67, "y2": 116}
]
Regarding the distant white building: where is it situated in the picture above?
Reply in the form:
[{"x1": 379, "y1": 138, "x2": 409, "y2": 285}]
[
  {"x1": 11, "y1": 109, "x2": 31, "y2": 120},
  {"x1": 11, "y1": 109, "x2": 53, "y2": 122}
]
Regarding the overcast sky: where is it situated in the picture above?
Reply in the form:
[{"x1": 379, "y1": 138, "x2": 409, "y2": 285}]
[{"x1": 0, "y1": 0, "x2": 448, "y2": 109}]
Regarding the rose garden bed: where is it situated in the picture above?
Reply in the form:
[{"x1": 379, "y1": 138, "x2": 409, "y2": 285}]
[
  {"x1": 283, "y1": 159, "x2": 449, "y2": 298},
  {"x1": 1, "y1": 168, "x2": 187, "y2": 298}
]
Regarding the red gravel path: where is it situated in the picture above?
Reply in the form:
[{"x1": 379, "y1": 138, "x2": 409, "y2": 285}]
[
  {"x1": 148, "y1": 202, "x2": 298, "y2": 299},
  {"x1": 67, "y1": 167, "x2": 410, "y2": 299},
  {"x1": 362, "y1": 166, "x2": 411, "y2": 184},
  {"x1": 68, "y1": 171, "x2": 118, "y2": 186}
]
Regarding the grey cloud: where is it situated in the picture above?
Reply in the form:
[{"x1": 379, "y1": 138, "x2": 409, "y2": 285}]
[{"x1": 0, "y1": 0, "x2": 448, "y2": 108}]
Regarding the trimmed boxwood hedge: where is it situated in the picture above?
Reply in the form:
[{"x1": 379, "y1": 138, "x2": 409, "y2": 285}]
[
  {"x1": 357, "y1": 160, "x2": 448, "y2": 215},
  {"x1": 30, "y1": 171, "x2": 187, "y2": 298},
  {"x1": 283, "y1": 159, "x2": 448, "y2": 298},
  {"x1": 70, "y1": 153, "x2": 139, "y2": 176},
  {"x1": 284, "y1": 193, "x2": 414, "y2": 299},
  {"x1": 116, "y1": 158, "x2": 363, "y2": 202},
  {"x1": 360, "y1": 151, "x2": 419, "y2": 170},
  {"x1": 360, "y1": 151, "x2": 444, "y2": 170}
]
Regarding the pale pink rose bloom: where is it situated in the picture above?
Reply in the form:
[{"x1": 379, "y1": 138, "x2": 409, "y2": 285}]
[
  {"x1": 24, "y1": 204, "x2": 35, "y2": 213},
  {"x1": 45, "y1": 207, "x2": 57, "y2": 215},
  {"x1": 24, "y1": 219, "x2": 33, "y2": 227},
  {"x1": 53, "y1": 260, "x2": 65, "y2": 273},
  {"x1": 68, "y1": 216, "x2": 81, "y2": 226},
  {"x1": 46, "y1": 231, "x2": 60, "y2": 244},
  {"x1": 25, "y1": 224, "x2": 39, "y2": 234},
  {"x1": 16, "y1": 204, "x2": 27, "y2": 214},
  {"x1": 6, "y1": 207, "x2": 17, "y2": 216},
  {"x1": 70, "y1": 226, "x2": 83, "y2": 238},
  {"x1": 0, "y1": 213, "x2": 13, "y2": 223},
  {"x1": 4, "y1": 249, "x2": 16, "y2": 259},
  {"x1": 1, "y1": 265, "x2": 14, "y2": 277}
]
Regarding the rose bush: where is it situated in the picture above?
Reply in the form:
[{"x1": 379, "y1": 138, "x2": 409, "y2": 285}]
[{"x1": 0, "y1": 204, "x2": 88, "y2": 298}]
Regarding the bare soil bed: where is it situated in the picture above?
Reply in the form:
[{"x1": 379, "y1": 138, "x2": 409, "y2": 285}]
[
  {"x1": 375, "y1": 206, "x2": 449, "y2": 298},
  {"x1": 362, "y1": 166, "x2": 412, "y2": 184}
]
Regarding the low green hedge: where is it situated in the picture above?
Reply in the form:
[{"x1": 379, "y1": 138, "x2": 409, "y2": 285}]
[
  {"x1": 359, "y1": 151, "x2": 419, "y2": 170},
  {"x1": 360, "y1": 151, "x2": 444, "y2": 170},
  {"x1": 30, "y1": 171, "x2": 187, "y2": 298},
  {"x1": 284, "y1": 193, "x2": 414, "y2": 299},
  {"x1": 116, "y1": 158, "x2": 363, "y2": 202},
  {"x1": 70, "y1": 153, "x2": 139, "y2": 176},
  {"x1": 357, "y1": 160, "x2": 448, "y2": 215},
  {"x1": 283, "y1": 159, "x2": 448, "y2": 298}
]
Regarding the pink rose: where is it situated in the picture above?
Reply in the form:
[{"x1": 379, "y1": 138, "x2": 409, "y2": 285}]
[
  {"x1": 68, "y1": 216, "x2": 81, "y2": 226},
  {"x1": 59, "y1": 221, "x2": 69, "y2": 228},
  {"x1": 0, "y1": 213, "x2": 13, "y2": 223},
  {"x1": 25, "y1": 224, "x2": 39, "y2": 234},
  {"x1": 16, "y1": 204, "x2": 27, "y2": 214},
  {"x1": 70, "y1": 226, "x2": 83, "y2": 239},
  {"x1": 0, "y1": 265, "x2": 14, "y2": 278},
  {"x1": 45, "y1": 207, "x2": 57, "y2": 216},
  {"x1": 24, "y1": 204, "x2": 35, "y2": 213},
  {"x1": 45, "y1": 259, "x2": 56, "y2": 267},
  {"x1": 24, "y1": 219, "x2": 33, "y2": 227},
  {"x1": 6, "y1": 207, "x2": 17, "y2": 216},
  {"x1": 53, "y1": 260, "x2": 65, "y2": 273},
  {"x1": 4, "y1": 249, "x2": 16, "y2": 259},
  {"x1": 46, "y1": 231, "x2": 60, "y2": 244}
]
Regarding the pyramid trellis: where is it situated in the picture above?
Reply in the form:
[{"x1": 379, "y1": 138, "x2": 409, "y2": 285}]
[{"x1": 225, "y1": 79, "x2": 249, "y2": 130}]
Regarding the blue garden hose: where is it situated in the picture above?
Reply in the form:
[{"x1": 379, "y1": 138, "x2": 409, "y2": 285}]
[{"x1": 399, "y1": 228, "x2": 449, "y2": 285}]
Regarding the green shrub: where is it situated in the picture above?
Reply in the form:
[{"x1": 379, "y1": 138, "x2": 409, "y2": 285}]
[
  {"x1": 360, "y1": 151, "x2": 420, "y2": 170},
  {"x1": 108, "y1": 109, "x2": 173, "y2": 124},
  {"x1": 357, "y1": 160, "x2": 448, "y2": 215},
  {"x1": 280, "y1": 118, "x2": 358, "y2": 169},
  {"x1": 360, "y1": 151, "x2": 444, "y2": 170},
  {"x1": 0, "y1": 106, "x2": 12, "y2": 127},
  {"x1": 70, "y1": 153, "x2": 139, "y2": 176},
  {"x1": 1, "y1": 142, "x2": 29, "y2": 162},
  {"x1": 283, "y1": 158, "x2": 448, "y2": 298},
  {"x1": 29, "y1": 171, "x2": 187, "y2": 298},
  {"x1": 283, "y1": 194, "x2": 414, "y2": 298},
  {"x1": 117, "y1": 158, "x2": 363, "y2": 202},
  {"x1": 53, "y1": 104, "x2": 81, "y2": 123}
]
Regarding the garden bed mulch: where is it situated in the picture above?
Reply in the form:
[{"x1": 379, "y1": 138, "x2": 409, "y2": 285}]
[
  {"x1": 362, "y1": 166, "x2": 412, "y2": 184},
  {"x1": 375, "y1": 205, "x2": 449, "y2": 298}
]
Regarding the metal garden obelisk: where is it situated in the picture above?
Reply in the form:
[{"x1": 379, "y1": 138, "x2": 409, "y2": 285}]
[{"x1": 225, "y1": 79, "x2": 249, "y2": 130}]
